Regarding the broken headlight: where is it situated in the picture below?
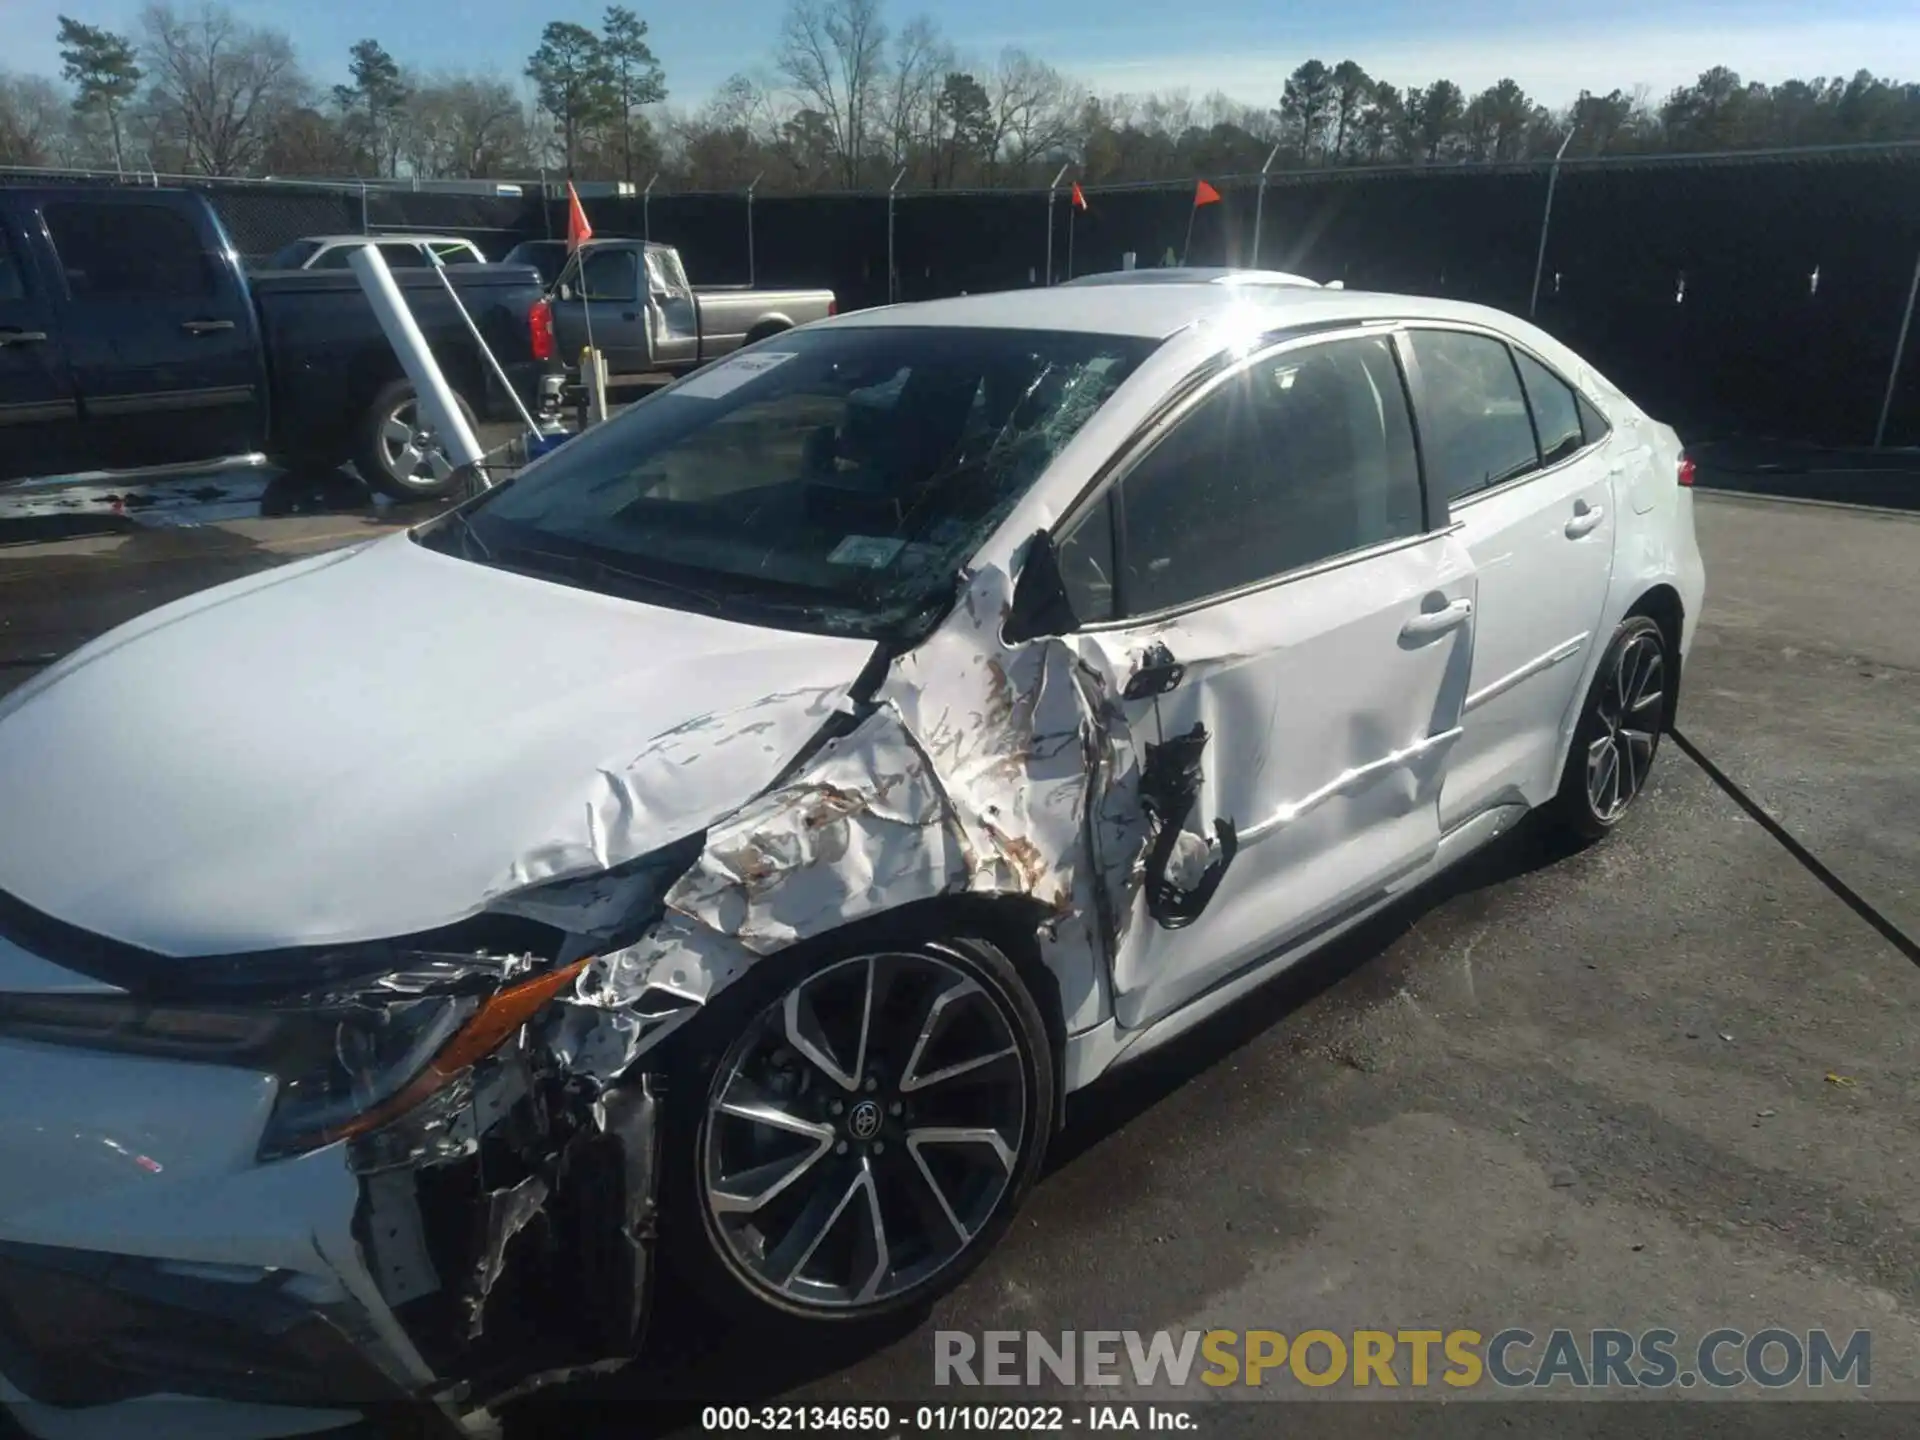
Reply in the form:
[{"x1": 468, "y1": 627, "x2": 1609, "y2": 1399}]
[{"x1": 0, "y1": 955, "x2": 587, "y2": 1161}]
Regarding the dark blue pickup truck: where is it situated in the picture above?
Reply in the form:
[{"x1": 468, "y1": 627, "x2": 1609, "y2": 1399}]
[{"x1": 0, "y1": 186, "x2": 558, "y2": 499}]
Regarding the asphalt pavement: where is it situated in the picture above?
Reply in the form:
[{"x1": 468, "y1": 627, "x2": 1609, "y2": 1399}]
[{"x1": 1, "y1": 473, "x2": 1917, "y2": 1436}]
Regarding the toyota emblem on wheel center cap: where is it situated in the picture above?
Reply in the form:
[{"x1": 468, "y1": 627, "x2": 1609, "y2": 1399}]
[{"x1": 848, "y1": 1099, "x2": 882, "y2": 1140}]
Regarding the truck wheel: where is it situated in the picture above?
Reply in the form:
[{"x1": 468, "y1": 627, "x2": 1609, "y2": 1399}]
[{"x1": 354, "y1": 379, "x2": 477, "y2": 502}]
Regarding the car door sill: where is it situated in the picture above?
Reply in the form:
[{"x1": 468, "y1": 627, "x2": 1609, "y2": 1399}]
[{"x1": 1064, "y1": 802, "x2": 1531, "y2": 1093}]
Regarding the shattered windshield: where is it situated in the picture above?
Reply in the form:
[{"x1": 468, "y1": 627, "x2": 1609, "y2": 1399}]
[{"x1": 428, "y1": 325, "x2": 1156, "y2": 640}]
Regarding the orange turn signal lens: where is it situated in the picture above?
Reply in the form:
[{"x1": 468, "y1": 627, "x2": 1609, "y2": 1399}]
[{"x1": 313, "y1": 956, "x2": 590, "y2": 1147}]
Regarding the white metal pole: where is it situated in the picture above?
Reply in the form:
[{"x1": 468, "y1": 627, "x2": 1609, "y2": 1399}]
[
  {"x1": 1875, "y1": 246, "x2": 1920, "y2": 449},
  {"x1": 643, "y1": 172, "x2": 657, "y2": 242},
  {"x1": 1530, "y1": 128, "x2": 1577, "y2": 319},
  {"x1": 888, "y1": 167, "x2": 906, "y2": 304},
  {"x1": 426, "y1": 251, "x2": 541, "y2": 438},
  {"x1": 746, "y1": 173, "x2": 762, "y2": 287},
  {"x1": 1045, "y1": 162, "x2": 1070, "y2": 285},
  {"x1": 1252, "y1": 144, "x2": 1280, "y2": 267},
  {"x1": 347, "y1": 245, "x2": 485, "y2": 472}
]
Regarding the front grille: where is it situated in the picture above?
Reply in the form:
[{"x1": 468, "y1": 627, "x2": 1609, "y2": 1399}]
[{"x1": 0, "y1": 1240, "x2": 411, "y2": 1409}]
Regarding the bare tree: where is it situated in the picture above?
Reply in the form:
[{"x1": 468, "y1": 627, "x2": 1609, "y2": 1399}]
[
  {"x1": 776, "y1": 0, "x2": 888, "y2": 188},
  {"x1": 0, "y1": 73, "x2": 74, "y2": 167},
  {"x1": 665, "y1": 72, "x2": 782, "y2": 189},
  {"x1": 984, "y1": 48, "x2": 1080, "y2": 183},
  {"x1": 402, "y1": 75, "x2": 533, "y2": 178},
  {"x1": 877, "y1": 15, "x2": 950, "y2": 180},
  {"x1": 137, "y1": 4, "x2": 303, "y2": 175}
]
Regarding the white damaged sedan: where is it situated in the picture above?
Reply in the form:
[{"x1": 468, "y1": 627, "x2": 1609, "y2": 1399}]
[{"x1": 0, "y1": 283, "x2": 1703, "y2": 1434}]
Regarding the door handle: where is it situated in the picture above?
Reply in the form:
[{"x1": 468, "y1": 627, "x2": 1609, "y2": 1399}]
[
  {"x1": 1565, "y1": 501, "x2": 1605, "y2": 538},
  {"x1": 1400, "y1": 597, "x2": 1473, "y2": 641},
  {"x1": 0, "y1": 328, "x2": 47, "y2": 346},
  {"x1": 621, "y1": 310, "x2": 640, "y2": 321},
  {"x1": 181, "y1": 318, "x2": 236, "y2": 334}
]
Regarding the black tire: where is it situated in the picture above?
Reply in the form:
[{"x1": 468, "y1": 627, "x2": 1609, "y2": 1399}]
[
  {"x1": 660, "y1": 929, "x2": 1054, "y2": 1328},
  {"x1": 1549, "y1": 614, "x2": 1670, "y2": 841},
  {"x1": 743, "y1": 322, "x2": 790, "y2": 347},
  {"x1": 351, "y1": 377, "x2": 477, "y2": 502}
]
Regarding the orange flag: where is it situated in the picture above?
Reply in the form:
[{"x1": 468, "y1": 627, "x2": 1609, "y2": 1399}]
[
  {"x1": 1070, "y1": 181, "x2": 1088, "y2": 211},
  {"x1": 566, "y1": 181, "x2": 594, "y2": 252},
  {"x1": 1193, "y1": 179, "x2": 1222, "y2": 207}
]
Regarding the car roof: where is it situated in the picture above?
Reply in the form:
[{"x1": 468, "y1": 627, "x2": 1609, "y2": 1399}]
[
  {"x1": 1061, "y1": 267, "x2": 1322, "y2": 289},
  {"x1": 301, "y1": 234, "x2": 479, "y2": 246},
  {"x1": 819, "y1": 284, "x2": 1524, "y2": 341}
]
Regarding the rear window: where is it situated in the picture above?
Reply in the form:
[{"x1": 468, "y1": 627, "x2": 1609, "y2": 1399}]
[
  {"x1": 43, "y1": 201, "x2": 217, "y2": 298},
  {"x1": 377, "y1": 242, "x2": 428, "y2": 268},
  {"x1": 429, "y1": 325, "x2": 1159, "y2": 640},
  {"x1": 267, "y1": 239, "x2": 321, "y2": 270}
]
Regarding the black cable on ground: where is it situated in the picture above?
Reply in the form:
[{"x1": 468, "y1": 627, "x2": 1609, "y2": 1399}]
[{"x1": 1672, "y1": 726, "x2": 1920, "y2": 969}]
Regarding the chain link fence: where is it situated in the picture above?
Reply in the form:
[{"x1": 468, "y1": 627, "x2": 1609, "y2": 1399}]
[{"x1": 5, "y1": 146, "x2": 1920, "y2": 445}]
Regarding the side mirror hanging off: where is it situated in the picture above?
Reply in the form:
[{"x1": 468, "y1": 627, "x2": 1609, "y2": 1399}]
[{"x1": 1003, "y1": 530, "x2": 1079, "y2": 644}]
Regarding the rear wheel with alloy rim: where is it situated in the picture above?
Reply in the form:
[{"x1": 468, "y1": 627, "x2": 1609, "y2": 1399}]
[
  {"x1": 1552, "y1": 614, "x2": 1669, "y2": 839},
  {"x1": 675, "y1": 936, "x2": 1052, "y2": 1322}
]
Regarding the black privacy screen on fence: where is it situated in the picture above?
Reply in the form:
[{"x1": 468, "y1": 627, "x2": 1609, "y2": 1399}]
[{"x1": 7, "y1": 147, "x2": 1919, "y2": 446}]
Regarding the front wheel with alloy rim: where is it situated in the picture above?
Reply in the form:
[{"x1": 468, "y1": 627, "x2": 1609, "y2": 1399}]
[
  {"x1": 1552, "y1": 614, "x2": 1670, "y2": 840},
  {"x1": 352, "y1": 378, "x2": 476, "y2": 501},
  {"x1": 671, "y1": 936, "x2": 1053, "y2": 1324}
]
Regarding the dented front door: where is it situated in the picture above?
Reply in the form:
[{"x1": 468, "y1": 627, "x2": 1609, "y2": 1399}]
[
  {"x1": 1086, "y1": 535, "x2": 1477, "y2": 1031},
  {"x1": 1057, "y1": 331, "x2": 1479, "y2": 1033}
]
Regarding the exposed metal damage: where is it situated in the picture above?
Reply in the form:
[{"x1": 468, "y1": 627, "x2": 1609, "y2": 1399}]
[{"x1": 342, "y1": 544, "x2": 1238, "y2": 1415}]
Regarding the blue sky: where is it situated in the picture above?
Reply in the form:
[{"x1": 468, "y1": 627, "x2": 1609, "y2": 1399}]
[{"x1": 11, "y1": 0, "x2": 1920, "y2": 108}]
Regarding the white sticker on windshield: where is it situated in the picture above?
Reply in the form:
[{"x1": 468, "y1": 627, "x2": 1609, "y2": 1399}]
[
  {"x1": 827, "y1": 535, "x2": 906, "y2": 569},
  {"x1": 672, "y1": 351, "x2": 799, "y2": 399}
]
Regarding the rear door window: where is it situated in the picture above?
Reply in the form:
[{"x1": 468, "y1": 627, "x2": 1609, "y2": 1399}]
[
  {"x1": 1513, "y1": 350, "x2": 1586, "y2": 465},
  {"x1": 1577, "y1": 392, "x2": 1611, "y2": 444},
  {"x1": 1407, "y1": 329, "x2": 1540, "y2": 501},
  {"x1": 42, "y1": 201, "x2": 216, "y2": 298}
]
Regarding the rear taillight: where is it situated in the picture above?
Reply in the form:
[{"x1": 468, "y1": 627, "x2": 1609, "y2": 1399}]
[
  {"x1": 529, "y1": 299, "x2": 555, "y2": 361},
  {"x1": 827, "y1": 299, "x2": 838, "y2": 316},
  {"x1": 1677, "y1": 452, "x2": 1696, "y2": 487}
]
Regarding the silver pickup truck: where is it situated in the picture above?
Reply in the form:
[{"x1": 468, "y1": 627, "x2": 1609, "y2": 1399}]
[{"x1": 550, "y1": 239, "x2": 836, "y2": 378}]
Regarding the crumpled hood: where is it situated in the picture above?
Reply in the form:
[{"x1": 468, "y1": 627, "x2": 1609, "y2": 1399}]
[{"x1": 0, "y1": 534, "x2": 876, "y2": 957}]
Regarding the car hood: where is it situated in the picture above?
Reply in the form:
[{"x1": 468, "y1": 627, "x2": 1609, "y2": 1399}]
[{"x1": 0, "y1": 535, "x2": 877, "y2": 957}]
